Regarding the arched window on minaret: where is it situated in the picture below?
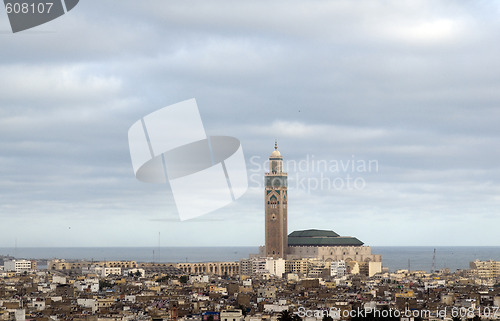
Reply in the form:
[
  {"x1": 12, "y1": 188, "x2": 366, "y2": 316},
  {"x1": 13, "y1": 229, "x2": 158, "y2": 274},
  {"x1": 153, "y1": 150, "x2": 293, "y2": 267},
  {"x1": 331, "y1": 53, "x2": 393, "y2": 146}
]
[{"x1": 269, "y1": 195, "x2": 277, "y2": 209}]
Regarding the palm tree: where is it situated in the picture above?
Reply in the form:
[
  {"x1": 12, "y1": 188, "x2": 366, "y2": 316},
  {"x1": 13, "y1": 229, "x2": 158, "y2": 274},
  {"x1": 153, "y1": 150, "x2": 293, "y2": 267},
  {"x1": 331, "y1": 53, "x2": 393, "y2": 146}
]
[{"x1": 278, "y1": 310, "x2": 293, "y2": 321}]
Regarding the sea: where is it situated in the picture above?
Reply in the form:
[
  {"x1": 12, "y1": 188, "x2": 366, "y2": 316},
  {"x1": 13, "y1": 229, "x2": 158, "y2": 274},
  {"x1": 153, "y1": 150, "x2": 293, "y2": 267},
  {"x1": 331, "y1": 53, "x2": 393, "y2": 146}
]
[{"x1": 1, "y1": 246, "x2": 500, "y2": 273}]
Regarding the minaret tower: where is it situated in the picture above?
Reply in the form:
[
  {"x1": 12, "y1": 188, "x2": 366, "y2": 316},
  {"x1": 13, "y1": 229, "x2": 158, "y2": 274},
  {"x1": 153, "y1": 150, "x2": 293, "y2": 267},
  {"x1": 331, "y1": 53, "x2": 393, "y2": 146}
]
[{"x1": 265, "y1": 141, "x2": 288, "y2": 259}]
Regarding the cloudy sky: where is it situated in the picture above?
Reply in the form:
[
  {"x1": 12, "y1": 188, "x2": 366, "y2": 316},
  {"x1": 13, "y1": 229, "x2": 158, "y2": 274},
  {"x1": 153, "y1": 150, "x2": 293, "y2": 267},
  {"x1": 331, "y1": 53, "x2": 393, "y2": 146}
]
[{"x1": 1, "y1": 0, "x2": 500, "y2": 248}]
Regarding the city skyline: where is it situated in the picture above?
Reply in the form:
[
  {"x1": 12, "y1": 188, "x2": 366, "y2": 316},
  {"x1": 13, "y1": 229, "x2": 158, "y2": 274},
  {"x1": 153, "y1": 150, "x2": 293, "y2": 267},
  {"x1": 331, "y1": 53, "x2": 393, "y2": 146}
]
[{"x1": 1, "y1": 1, "x2": 500, "y2": 247}]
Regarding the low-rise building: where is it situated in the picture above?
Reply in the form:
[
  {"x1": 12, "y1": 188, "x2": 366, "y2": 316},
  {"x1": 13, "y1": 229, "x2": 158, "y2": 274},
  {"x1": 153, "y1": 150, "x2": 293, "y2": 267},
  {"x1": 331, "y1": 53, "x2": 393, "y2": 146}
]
[{"x1": 220, "y1": 309, "x2": 243, "y2": 321}]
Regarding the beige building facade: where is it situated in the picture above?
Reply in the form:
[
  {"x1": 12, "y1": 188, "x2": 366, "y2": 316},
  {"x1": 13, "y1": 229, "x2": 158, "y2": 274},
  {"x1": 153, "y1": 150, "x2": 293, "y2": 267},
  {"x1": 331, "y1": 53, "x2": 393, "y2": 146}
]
[
  {"x1": 48, "y1": 259, "x2": 137, "y2": 271},
  {"x1": 175, "y1": 262, "x2": 239, "y2": 276},
  {"x1": 287, "y1": 244, "x2": 381, "y2": 262},
  {"x1": 470, "y1": 260, "x2": 500, "y2": 278}
]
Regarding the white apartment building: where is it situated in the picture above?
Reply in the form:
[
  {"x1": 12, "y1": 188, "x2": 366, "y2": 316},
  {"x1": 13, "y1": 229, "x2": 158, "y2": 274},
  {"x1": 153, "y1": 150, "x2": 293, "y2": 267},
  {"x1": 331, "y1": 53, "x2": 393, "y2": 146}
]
[
  {"x1": 83, "y1": 265, "x2": 121, "y2": 277},
  {"x1": 243, "y1": 257, "x2": 285, "y2": 277},
  {"x1": 4, "y1": 259, "x2": 32, "y2": 273},
  {"x1": 74, "y1": 278, "x2": 99, "y2": 292},
  {"x1": 331, "y1": 260, "x2": 346, "y2": 277},
  {"x1": 265, "y1": 258, "x2": 285, "y2": 277},
  {"x1": 77, "y1": 298, "x2": 98, "y2": 313}
]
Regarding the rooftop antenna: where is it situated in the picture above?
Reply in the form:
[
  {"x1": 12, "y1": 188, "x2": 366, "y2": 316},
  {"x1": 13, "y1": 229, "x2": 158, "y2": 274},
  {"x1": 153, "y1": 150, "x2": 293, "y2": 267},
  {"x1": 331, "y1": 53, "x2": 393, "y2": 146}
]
[
  {"x1": 408, "y1": 259, "x2": 411, "y2": 273},
  {"x1": 158, "y1": 231, "x2": 161, "y2": 263}
]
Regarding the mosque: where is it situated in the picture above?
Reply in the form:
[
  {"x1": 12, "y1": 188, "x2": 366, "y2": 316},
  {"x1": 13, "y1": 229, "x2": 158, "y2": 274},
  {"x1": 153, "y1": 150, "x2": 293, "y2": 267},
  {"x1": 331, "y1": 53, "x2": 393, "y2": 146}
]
[{"x1": 261, "y1": 142, "x2": 382, "y2": 264}]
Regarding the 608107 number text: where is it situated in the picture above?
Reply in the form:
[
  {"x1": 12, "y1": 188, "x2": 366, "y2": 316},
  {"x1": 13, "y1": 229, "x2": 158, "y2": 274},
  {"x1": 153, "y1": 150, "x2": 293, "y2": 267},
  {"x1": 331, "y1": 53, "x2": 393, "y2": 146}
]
[{"x1": 5, "y1": 2, "x2": 53, "y2": 14}]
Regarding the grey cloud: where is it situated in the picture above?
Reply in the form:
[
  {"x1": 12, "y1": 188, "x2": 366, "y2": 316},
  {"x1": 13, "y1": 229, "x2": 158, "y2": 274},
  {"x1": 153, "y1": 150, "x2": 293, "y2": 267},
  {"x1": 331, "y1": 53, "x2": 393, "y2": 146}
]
[{"x1": 0, "y1": 0, "x2": 499, "y2": 246}]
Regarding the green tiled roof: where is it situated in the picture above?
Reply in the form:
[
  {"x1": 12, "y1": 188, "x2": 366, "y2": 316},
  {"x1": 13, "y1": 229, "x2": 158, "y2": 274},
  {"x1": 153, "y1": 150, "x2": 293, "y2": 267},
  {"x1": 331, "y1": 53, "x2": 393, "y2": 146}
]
[
  {"x1": 288, "y1": 229, "x2": 340, "y2": 238},
  {"x1": 288, "y1": 229, "x2": 364, "y2": 246}
]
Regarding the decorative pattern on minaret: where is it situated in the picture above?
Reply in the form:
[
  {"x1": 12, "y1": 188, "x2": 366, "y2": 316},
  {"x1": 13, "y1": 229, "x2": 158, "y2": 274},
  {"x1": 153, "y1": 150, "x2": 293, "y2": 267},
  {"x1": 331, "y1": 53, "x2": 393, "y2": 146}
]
[{"x1": 264, "y1": 141, "x2": 288, "y2": 259}]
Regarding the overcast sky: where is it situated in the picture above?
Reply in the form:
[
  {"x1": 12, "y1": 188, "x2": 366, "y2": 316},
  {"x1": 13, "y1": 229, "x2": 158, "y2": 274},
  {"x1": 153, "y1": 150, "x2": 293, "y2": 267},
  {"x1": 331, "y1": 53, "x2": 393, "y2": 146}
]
[{"x1": 1, "y1": 0, "x2": 500, "y2": 248}]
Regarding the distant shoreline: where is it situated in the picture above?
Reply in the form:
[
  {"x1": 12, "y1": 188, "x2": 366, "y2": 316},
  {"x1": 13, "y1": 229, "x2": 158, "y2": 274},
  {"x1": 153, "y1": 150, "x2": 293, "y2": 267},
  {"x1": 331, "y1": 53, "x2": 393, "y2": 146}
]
[{"x1": 2, "y1": 246, "x2": 500, "y2": 273}]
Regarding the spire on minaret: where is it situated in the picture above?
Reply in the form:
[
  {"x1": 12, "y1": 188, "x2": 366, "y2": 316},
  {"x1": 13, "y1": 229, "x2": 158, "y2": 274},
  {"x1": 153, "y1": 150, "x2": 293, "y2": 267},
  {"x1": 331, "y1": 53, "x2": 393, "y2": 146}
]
[{"x1": 271, "y1": 140, "x2": 281, "y2": 157}]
